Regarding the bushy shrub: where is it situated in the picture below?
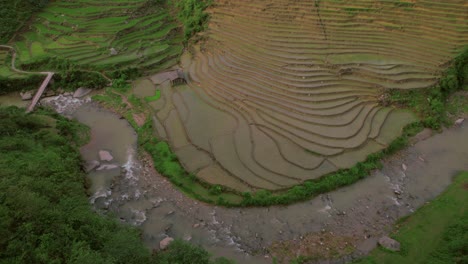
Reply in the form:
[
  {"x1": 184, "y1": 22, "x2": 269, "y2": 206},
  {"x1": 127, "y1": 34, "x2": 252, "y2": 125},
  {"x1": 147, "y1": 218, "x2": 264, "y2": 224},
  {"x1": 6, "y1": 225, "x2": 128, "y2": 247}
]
[
  {"x1": 0, "y1": 0, "x2": 48, "y2": 43},
  {"x1": 0, "y1": 74, "x2": 46, "y2": 94},
  {"x1": 172, "y1": 0, "x2": 212, "y2": 42},
  {"x1": 209, "y1": 185, "x2": 224, "y2": 195}
]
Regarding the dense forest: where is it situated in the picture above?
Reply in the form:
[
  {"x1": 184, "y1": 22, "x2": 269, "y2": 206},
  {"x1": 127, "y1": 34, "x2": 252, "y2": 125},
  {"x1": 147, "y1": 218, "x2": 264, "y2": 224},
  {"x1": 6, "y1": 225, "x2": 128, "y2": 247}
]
[{"x1": 0, "y1": 0, "x2": 48, "y2": 43}]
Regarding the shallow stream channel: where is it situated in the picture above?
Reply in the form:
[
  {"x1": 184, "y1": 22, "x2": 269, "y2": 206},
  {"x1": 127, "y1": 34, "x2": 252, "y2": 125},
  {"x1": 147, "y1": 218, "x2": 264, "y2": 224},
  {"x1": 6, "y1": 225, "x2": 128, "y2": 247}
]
[{"x1": 2, "y1": 92, "x2": 467, "y2": 263}]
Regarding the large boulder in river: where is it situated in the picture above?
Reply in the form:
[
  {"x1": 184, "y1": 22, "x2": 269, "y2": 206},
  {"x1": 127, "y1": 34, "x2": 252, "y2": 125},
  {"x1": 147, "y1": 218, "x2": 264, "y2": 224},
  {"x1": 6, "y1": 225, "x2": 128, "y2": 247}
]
[
  {"x1": 378, "y1": 236, "x2": 401, "y2": 252},
  {"x1": 73, "y1": 87, "x2": 92, "y2": 98},
  {"x1": 99, "y1": 150, "x2": 114, "y2": 162},
  {"x1": 159, "y1": 237, "x2": 174, "y2": 250},
  {"x1": 96, "y1": 164, "x2": 119, "y2": 171},
  {"x1": 84, "y1": 160, "x2": 100, "y2": 172}
]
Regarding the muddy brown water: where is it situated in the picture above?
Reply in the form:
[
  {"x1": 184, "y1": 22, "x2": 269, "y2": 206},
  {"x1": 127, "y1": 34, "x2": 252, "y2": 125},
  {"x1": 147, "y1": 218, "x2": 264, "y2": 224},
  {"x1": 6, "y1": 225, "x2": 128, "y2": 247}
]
[{"x1": 0, "y1": 92, "x2": 28, "y2": 107}]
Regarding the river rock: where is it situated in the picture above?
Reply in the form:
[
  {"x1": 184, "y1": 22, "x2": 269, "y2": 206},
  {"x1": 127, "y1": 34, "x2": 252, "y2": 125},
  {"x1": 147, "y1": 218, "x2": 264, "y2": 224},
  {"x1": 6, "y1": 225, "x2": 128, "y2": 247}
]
[
  {"x1": 45, "y1": 90, "x2": 57, "y2": 97},
  {"x1": 73, "y1": 87, "x2": 92, "y2": 98},
  {"x1": 455, "y1": 118, "x2": 464, "y2": 126},
  {"x1": 99, "y1": 150, "x2": 114, "y2": 161},
  {"x1": 402, "y1": 163, "x2": 407, "y2": 171},
  {"x1": 159, "y1": 237, "x2": 174, "y2": 250},
  {"x1": 96, "y1": 164, "x2": 119, "y2": 171},
  {"x1": 110, "y1": 48, "x2": 118, "y2": 55},
  {"x1": 20, "y1": 91, "x2": 33, "y2": 100},
  {"x1": 378, "y1": 236, "x2": 400, "y2": 252},
  {"x1": 84, "y1": 160, "x2": 100, "y2": 172}
]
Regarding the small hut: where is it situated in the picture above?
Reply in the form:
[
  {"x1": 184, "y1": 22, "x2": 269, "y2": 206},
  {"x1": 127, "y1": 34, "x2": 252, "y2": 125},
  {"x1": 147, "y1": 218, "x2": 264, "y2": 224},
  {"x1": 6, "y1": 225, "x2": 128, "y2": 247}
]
[{"x1": 168, "y1": 69, "x2": 186, "y2": 86}]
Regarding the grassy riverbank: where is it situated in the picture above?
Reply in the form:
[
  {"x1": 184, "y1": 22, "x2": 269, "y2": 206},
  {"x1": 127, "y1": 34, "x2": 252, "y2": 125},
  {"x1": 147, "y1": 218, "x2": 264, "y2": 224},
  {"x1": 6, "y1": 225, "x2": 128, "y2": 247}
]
[
  {"x1": 0, "y1": 106, "x2": 231, "y2": 264},
  {"x1": 354, "y1": 171, "x2": 468, "y2": 264}
]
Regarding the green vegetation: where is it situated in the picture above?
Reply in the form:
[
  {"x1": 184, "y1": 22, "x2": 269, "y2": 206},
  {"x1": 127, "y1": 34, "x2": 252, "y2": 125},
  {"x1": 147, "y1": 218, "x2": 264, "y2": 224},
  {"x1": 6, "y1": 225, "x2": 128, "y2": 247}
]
[
  {"x1": 156, "y1": 240, "x2": 234, "y2": 264},
  {"x1": 0, "y1": 106, "x2": 233, "y2": 264},
  {"x1": 1, "y1": 0, "x2": 184, "y2": 81},
  {"x1": 388, "y1": 47, "x2": 468, "y2": 130},
  {"x1": 354, "y1": 171, "x2": 468, "y2": 264},
  {"x1": 142, "y1": 136, "x2": 243, "y2": 204},
  {"x1": 145, "y1": 90, "x2": 161, "y2": 102},
  {"x1": 0, "y1": 0, "x2": 48, "y2": 43},
  {"x1": 171, "y1": 0, "x2": 212, "y2": 42},
  {"x1": 0, "y1": 49, "x2": 111, "y2": 94},
  {"x1": 0, "y1": 106, "x2": 150, "y2": 263},
  {"x1": 0, "y1": 0, "x2": 216, "y2": 93},
  {"x1": 0, "y1": 73, "x2": 45, "y2": 95}
]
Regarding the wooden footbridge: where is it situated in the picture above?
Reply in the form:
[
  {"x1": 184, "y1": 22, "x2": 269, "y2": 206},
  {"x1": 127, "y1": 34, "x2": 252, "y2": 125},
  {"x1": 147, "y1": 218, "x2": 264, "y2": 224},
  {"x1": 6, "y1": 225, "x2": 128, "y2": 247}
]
[{"x1": 0, "y1": 45, "x2": 54, "y2": 112}]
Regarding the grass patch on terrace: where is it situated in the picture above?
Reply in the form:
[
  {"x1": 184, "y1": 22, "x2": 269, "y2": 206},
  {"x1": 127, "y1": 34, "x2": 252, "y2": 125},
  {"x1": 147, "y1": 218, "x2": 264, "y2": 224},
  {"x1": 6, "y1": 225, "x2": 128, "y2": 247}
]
[
  {"x1": 354, "y1": 171, "x2": 468, "y2": 264},
  {"x1": 145, "y1": 90, "x2": 161, "y2": 102}
]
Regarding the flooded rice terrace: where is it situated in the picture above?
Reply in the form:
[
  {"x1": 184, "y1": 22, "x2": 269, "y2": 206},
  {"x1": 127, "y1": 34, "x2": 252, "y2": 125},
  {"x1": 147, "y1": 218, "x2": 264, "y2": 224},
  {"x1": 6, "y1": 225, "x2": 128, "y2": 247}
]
[{"x1": 73, "y1": 100, "x2": 467, "y2": 263}]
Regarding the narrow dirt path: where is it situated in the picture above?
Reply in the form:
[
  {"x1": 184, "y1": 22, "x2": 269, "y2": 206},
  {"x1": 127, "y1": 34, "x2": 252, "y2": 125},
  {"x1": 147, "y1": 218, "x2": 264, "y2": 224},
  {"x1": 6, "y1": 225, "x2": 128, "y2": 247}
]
[{"x1": 0, "y1": 45, "x2": 54, "y2": 112}]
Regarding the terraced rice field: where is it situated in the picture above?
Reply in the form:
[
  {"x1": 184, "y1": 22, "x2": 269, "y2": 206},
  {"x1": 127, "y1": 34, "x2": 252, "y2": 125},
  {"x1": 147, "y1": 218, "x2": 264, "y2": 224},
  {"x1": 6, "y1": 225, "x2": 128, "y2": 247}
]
[
  {"x1": 149, "y1": 0, "x2": 468, "y2": 192},
  {"x1": 0, "y1": 50, "x2": 25, "y2": 79},
  {"x1": 11, "y1": 0, "x2": 183, "y2": 72}
]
